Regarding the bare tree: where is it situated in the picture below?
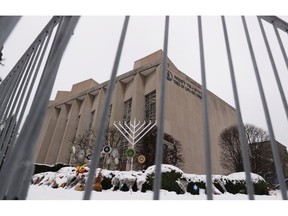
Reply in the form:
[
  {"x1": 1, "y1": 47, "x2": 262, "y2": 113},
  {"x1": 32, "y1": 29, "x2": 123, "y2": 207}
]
[
  {"x1": 69, "y1": 126, "x2": 184, "y2": 171},
  {"x1": 250, "y1": 141, "x2": 288, "y2": 181},
  {"x1": 219, "y1": 123, "x2": 269, "y2": 174},
  {"x1": 136, "y1": 127, "x2": 184, "y2": 170},
  {"x1": 245, "y1": 124, "x2": 269, "y2": 144},
  {"x1": 219, "y1": 125, "x2": 243, "y2": 173},
  {"x1": 99, "y1": 127, "x2": 126, "y2": 170},
  {"x1": 249, "y1": 141, "x2": 274, "y2": 179},
  {"x1": 69, "y1": 127, "x2": 126, "y2": 169},
  {"x1": 69, "y1": 129, "x2": 95, "y2": 166}
]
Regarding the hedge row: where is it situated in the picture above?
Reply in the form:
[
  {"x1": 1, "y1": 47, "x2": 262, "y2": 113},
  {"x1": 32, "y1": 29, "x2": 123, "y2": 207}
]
[
  {"x1": 99, "y1": 167, "x2": 269, "y2": 195},
  {"x1": 32, "y1": 164, "x2": 270, "y2": 195}
]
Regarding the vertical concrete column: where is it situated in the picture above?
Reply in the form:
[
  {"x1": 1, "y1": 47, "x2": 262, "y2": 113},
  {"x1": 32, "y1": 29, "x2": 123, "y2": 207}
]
[
  {"x1": 34, "y1": 106, "x2": 60, "y2": 163},
  {"x1": 91, "y1": 88, "x2": 106, "y2": 133},
  {"x1": 110, "y1": 81, "x2": 125, "y2": 126},
  {"x1": 56, "y1": 99, "x2": 82, "y2": 163},
  {"x1": 75, "y1": 94, "x2": 94, "y2": 136},
  {"x1": 45, "y1": 104, "x2": 71, "y2": 164},
  {"x1": 130, "y1": 73, "x2": 145, "y2": 122}
]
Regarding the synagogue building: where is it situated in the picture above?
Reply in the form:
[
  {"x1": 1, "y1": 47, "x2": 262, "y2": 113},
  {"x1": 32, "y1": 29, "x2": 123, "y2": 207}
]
[{"x1": 34, "y1": 50, "x2": 237, "y2": 174}]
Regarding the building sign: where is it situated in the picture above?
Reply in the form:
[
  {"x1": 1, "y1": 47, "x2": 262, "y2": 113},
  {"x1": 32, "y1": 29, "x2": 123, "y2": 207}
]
[{"x1": 166, "y1": 70, "x2": 202, "y2": 99}]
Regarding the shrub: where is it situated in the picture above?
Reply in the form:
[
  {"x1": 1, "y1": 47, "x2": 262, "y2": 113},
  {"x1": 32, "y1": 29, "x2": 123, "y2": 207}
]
[
  {"x1": 34, "y1": 163, "x2": 71, "y2": 174},
  {"x1": 222, "y1": 179, "x2": 246, "y2": 194},
  {"x1": 254, "y1": 180, "x2": 269, "y2": 195},
  {"x1": 221, "y1": 178, "x2": 269, "y2": 195},
  {"x1": 146, "y1": 165, "x2": 185, "y2": 194},
  {"x1": 141, "y1": 182, "x2": 150, "y2": 192},
  {"x1": 186, "y1": 182, "x2": 204, "y2": 195},
  {"x1": 214, "y1": 182, "x2": 225, "y2": 194},
  {"x1": 119, "y1": 181, "x2": 138, "y2": 192},
  {"x1": 101, "y1": 175, "x2": 114, "y2": 190},
  {"x1": 132, "y1": 181, "x2": 138, "y2": 192},
  {"x1": 120, "y1": 184, "x2": 129, "y2": 192}
]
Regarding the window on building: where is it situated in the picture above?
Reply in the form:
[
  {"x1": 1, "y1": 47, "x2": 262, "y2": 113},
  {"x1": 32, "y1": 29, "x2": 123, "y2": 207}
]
[
  {"x1": 123, "y1": 98, "x2": 132, "y2": 123},
  {"x1": 145, "y1": 90, "x2": 156, "y2": 122}
]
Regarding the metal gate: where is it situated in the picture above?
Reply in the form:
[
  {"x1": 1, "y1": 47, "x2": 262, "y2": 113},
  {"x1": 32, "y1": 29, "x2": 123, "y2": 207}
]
[{"x1": 0, "y1": 15, "x2": 287, "y2": 200}]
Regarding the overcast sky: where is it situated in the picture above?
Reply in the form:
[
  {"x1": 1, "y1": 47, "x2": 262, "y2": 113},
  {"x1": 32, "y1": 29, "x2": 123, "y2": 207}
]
[{"x1": 1, "y1": 3, "x2": 288, "y2": 147}]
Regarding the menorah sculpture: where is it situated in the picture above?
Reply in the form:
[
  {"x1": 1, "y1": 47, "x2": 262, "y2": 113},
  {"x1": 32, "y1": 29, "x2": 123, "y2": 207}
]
[{"x1": 114, "y1": 118, "x2": 156, "y2": 171}]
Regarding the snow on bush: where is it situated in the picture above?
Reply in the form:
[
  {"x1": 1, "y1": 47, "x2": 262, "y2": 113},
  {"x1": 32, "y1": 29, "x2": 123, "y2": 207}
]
[
  {"x1": 226, "y1": 172, "x2": 265, "y2": 183},
  {"x1": 144, "y1": 164, "x2": 184, "y2": 176},
  {"x1": 31, "y1": 164, "x2": 269, "y2": 195}
]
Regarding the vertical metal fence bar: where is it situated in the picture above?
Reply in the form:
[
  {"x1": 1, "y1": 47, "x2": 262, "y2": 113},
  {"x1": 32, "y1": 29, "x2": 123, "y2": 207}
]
[
  {"x1": 4, "y1": 47, "x2": 38, "y2": 128},
  {"x1": 0, "y1": 55, "x2": 31, "y2": 122},
  {"x1": 1, "y1": 15, "x2": 287, "y2": 201},
  {"x1": 273, "y1": 24, "x2": 288, "y2": 72},
  {"x1": 7, "y1": 28, "x2": 54, "y2": 155},
  {"x1": 0, "y1": 16, "x2": 21, "y2": 48},
  {"x1": 18, "y1": 16, "x2": 80, "y2": 200},
  {"x1": 2, "y1": 34, "x2": 52, "y2": 169},
  {"x1": 0, "y1": 23, "x2": 56, "y2": 161},
  {"x1": 242, "y1": 16, "x2": 287, "y2": 200},
  {"x1": 0, "y1": 116, "x2": 16, "y2": 168},
  {"x1": 221, "y1": 16, "x2": 255, "y2": 200},
  {"x1": 0, "y1": 16, "x2": 79, "y2": 199},
  {"x1": 153, "y1": 16, "x2": 169, "y2": 201},
  {"x1": 198, "y1": 16, "x2": 213, "y2": 200},
  {"x1": 0, "y1": 56, "x2": 29, "y2": 121},
  {"x1": 0, "y1": 17, "x2": 62, "y2": 198},
  {"x1": 0, "y1": 18, "x2": 59, "y2": 121},
  {"x1": 13, "y1": 50, "x2": 38, "y2": 116},
  {"x1": 12, "y1": 44, "x2": 43, "y2": 127},
  {"x1": 0, "y1": 16, "x2": 60, "y2": 109},
  {"x1": 0, "y1": 72, "x2": 14, "y2": 105},
  {"x1": 258, "y1": 17, "x2": 288, "y2": 120},
  {"x1": 0, "y1": 57, "x2": 30, "y2": 158},
  {"x1": 0, "y1": 64, "x2": 23, "y2": 105},
  {"x1": 1, "y1": 36, "x2": 48, "y2": 167},
  {"x1": 83, "y1": 16, "x2": 130, "y2": 200}
]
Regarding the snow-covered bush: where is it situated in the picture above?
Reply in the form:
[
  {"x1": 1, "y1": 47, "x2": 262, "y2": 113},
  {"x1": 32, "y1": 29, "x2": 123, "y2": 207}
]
[
  {"x1": 184, "y1": 174, "x2": 206, "y2": 195},
  {"x1": 145, "y1": 164, "x2": 186, "y2": 194},
  {"x1": 101, "y1": 170, "x2": 146, "y2": 192},
  {"x1": 221, "y1": 172, "x2": 269, "y2": 195},
  {"x1": 101, "y1": 171, "x2": 115, "y2": 190},
  {"x1": 31, "y1": 164, "x2": 270, "y2": 196},
  {"x1": 34, "y1": 163, "x2": 71, "y2": 174}
]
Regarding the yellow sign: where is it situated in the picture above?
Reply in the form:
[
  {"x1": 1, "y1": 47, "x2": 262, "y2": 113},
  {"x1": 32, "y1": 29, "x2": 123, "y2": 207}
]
[{"x1": 138, "y1": 155, "x2": 146, "y2": 164}]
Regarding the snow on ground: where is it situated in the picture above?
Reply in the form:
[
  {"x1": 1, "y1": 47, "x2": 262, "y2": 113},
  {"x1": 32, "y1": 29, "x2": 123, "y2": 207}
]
[
  {"x1": 5, "y1": 186, "x2": 286, "y2": 216},
  {"x1": 28, "y1": 164, "x2": 285, "y2": 201},
  {"x1": 27, "y1": 184, "x2": 283, "y2": 200},
  {"x1": 1, "y1": 183, "x2": 287, "y2": 216},
  {"x1": 2, "y1": 164, "x2": 287, "y2": 216}
]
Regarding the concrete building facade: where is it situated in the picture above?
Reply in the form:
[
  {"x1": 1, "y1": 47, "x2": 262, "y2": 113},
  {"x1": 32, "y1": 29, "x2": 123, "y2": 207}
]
[{"x1": 34, "y1": 50, "x2": 237, "y2": 174}]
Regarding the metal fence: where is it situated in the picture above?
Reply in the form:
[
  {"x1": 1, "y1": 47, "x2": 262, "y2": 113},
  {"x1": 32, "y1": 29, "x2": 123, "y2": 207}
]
[{"x1": 0, "y1": 16, "x2": 287, "y2": 200}]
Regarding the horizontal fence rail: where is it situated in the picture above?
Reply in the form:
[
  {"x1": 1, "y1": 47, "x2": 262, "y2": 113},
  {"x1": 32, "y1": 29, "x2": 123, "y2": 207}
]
[{"x1": 0, "y1": 16, "x2": 287, "y2": 200}]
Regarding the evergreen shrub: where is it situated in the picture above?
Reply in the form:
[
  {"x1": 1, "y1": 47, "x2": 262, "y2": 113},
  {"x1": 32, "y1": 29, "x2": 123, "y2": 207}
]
[
  {"x1": 223, "y1": 179, "x2": 246, "y2": 194},
  {"x1": 120, "y1": 184, "x2": 129, "y2": 192},
  {"x1": 253, "y1": 180, "x2": 269, "y2": 195},
  {"x1": 222, "y1": 178, "x2": 269, "y2": 195},
  {"x1": 186, "y1": 182, "x2": 204, "y2": 195},
  {"x1": 101, "y1": 174, "x2": 114, "y2": 190},
  {"x1": 146, "y1": 169, "x2": 185, "y2": 194}
]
